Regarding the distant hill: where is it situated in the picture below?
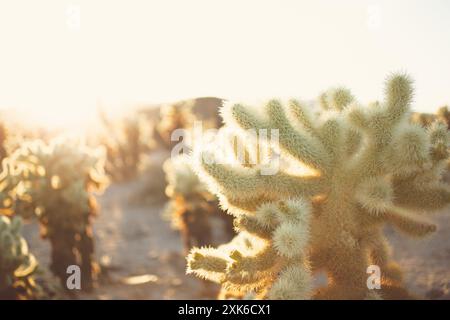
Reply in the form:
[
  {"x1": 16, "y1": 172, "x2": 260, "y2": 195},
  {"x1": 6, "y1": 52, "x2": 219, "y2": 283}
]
[{"x1": 138, "y1": 96, "x2": 224, "y2": 124}]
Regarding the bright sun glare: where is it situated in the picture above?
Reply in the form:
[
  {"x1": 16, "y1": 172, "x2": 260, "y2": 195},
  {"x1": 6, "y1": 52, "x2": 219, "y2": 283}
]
[{"x1": 1, "y1": 0, "x2": 450, "y2": 130}]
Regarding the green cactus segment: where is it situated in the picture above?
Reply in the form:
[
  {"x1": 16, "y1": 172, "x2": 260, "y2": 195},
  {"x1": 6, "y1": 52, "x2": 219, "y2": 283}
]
[{"x1": 187, "y1": 74, "x2": 450, "y2": 300}]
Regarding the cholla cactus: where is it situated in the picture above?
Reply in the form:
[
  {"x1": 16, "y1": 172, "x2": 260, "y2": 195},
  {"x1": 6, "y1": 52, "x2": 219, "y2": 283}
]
[
  {"x1": 411, "y1": 112, "x2": 434, "y2": 128},
  {"x1": 0, "y1": 216, "x2": 38, "y2": 299},
  {"x1": 187, "y1": 74, "x2": 450, "y2": 299},
  {"x1": 99, "y1": 110, "x2": 154, "y2": 181},
  {"x1": 156, "y1": 104, "x2": 197, "y2": 149},
  {"x1": 436, "y1": 106, "x2": 450, "y2": 129},
  {"x1": 0, "y1": 139, "x2": 109, "y2": 290},
  {"x1": 164, "y1": 155, "x2": 233, "y2": 254}
]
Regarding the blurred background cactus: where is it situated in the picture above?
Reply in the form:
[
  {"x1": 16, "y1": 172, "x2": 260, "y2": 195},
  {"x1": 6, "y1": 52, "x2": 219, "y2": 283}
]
[
  {"x1": 153, "y1": 97, "x2": 223, "y2": 150},
  {"x1": 0, "y1": 139, "x2": 109, "y2": 290},
  {"x1": 188, "y1": 74, "x2": 450, "y2": 299},
  {"x1": 99, "y1": 109, "x2": 155, "y2": 182},
  {"x1": 0, "y1": 216, "x2": 39, "y2": 299},
  {"x1": 436, "y1": 106, "x2": 450, "y2": 129},
  {"x1": 163, "y1": 155, "x2": 234, "y2": 255},
  {"x1": 155, "y1": 103, "x2": 197, "y2": 149},
  {"x1": 411, "y1": 106, "x2": 450, "y2": 130},
  {"x1": 411, "y1": 112, "x2": 435, "y2": 128},
  {"x1": 0, "y1": 122, "x2": 8, "y2": 164},
  {"x1": 164, "y1": 155, "x2": 214, "y2": 253}
]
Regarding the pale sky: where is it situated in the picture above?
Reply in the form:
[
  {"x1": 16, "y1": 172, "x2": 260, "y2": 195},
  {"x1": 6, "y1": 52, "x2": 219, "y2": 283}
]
[{"x1": 0, "y1": 0, "x2": 449, "y2": 128}]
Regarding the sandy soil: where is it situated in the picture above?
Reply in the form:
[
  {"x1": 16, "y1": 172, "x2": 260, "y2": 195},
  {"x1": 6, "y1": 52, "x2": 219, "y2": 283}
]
[{"x1": 22, "y1": 166, "x2": 450, "y2": 300}]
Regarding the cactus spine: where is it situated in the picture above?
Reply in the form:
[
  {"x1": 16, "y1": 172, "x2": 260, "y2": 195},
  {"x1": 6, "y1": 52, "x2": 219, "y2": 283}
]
[{"x1": 187, "y1": 74, "x2": 450, "y2": 299}]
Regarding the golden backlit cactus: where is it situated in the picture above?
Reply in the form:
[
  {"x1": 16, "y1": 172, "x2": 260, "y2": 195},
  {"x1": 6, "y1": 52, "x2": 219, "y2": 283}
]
[
  {"x1": 187, "y1": 198, "x2": 313, "y2": 300},
  {"x1": 0, "y1": 216, "x2": 39, "y2": 299},
  {"x1": 187, "y1": 74, "x2": 450, "y2": 299},
  {"x1": 0, "y1": 139, "x2": 109, "y2": 290}
]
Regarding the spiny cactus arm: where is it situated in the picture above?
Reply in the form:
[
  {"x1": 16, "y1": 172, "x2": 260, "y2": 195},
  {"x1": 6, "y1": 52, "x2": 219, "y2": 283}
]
[
  {"x1": 343, "y1": 128, "x2": 362, "y2": 157},
  {"x1": 288, "y1": 99, "x2": 316, "y2": 133},
  {"x1": 355, "y1": 176, "x2": 393, "y2": 215},
  {"x1": 272, "y1": 221, "x2": 309, "y2": 259},
  {"x1": 318, "y1": 92, "x2": 329, "y2": 110},
  {"x1": 186, "y1": 247, "x2": 228, "y2": 283},
  {"x1": 228, "y1": 246, "x2": 279, "y2": 273},
  {"x1": 187, "y1": 199, "x2": 312, "y2": 299},
  {"x1": 328, "y1": 88, "x2": 354, "y2": 111},
  {"x1": 218, "y1": 194, "x2": 273, "y2": 215},
  {"x1": 382, "y1": 124, "x2": 431, "y2": 177},
  {"x1": 223, "y1": 101, "x2": 331, "y2": 171},
  {"x1": 187, "y1": 240, "x2": 279, "y2": 289},
  {"x1": 384, "y1": 73, "x2": 414, "y2": 123},
  {"x1": 231, "y1": 138, "x2": 257, "y2": 167},
  {"x1": 319, "y1": 88, "x2": 354, "y2": 112},
  {"x1": 346, "y1": 103, "x2": 369, "y2": 129},
  {"x1": 267, "y1": 264, "x2": 312, "y2": 300},
  {"x1": 266, "y1": 100, "x2": 332, "y2": 171},
  {"x1": 196, "y1": 157, "x2": 325, "y2": 203},
  {"x1": 225, "y1": 246, "x2": 281, "y2": 287},
  {"x1": 221, "y1": 103, "x2": 270, "y2": 130},
  {"x1": 233, "y1": 215, "x2": 273, "y2": 239},
  {"x1": 392, "y1": 179, "x2": 450, "y2": 212},
  {"x1": 363, "y1": 230, "x2": 391, "y2": 267},
  {"x1": 316, "y1": 114, "x2": 344, "y2": 162},
  {"x1": 348, "y1": 74, "x2": 414, "y2": 178},
  {"x1": 383, "y1": 207, "x2": 437, "y2": 237},
  {"x1": 355, "y1": 176, "x2": 441, "y2": 235}
]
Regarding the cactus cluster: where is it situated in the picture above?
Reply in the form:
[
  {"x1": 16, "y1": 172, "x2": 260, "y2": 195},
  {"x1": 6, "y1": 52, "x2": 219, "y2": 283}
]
[
  {"x1": 0, "y1": 216, "x2": 39, "y2": 299},
  {"x1": 411, "y1": 112, "x2": 434, "y2": 128},
  {"x1": 436, "y1": 106, "x2": 450, "y2": 129},
  {"x1": 156, "y1": 104, "x2": 197, "y2": 149},
  {"x1": 187, "y1": 74, "x2": 450, "y2": 299},
  {"x1": 0, "y1": 139, "x2": 109, "y2": 290},
  {"x1": 99, "y1": 111, "x2": 154, "y2": 181},
  {"x1": 164, "y1": 155, "x2": 234, "y2": 254},
  {"x1": 411, "y1": 106, "x2": 450, "y2": 130}
]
